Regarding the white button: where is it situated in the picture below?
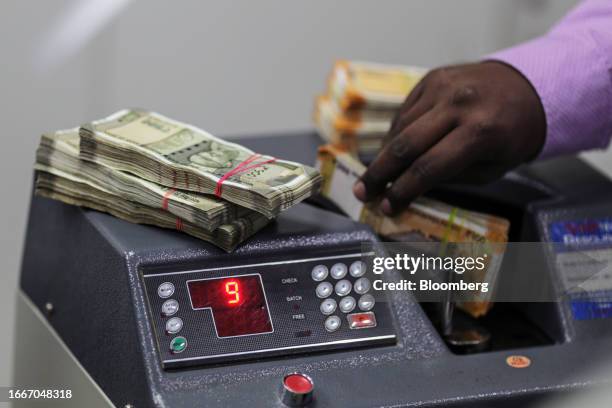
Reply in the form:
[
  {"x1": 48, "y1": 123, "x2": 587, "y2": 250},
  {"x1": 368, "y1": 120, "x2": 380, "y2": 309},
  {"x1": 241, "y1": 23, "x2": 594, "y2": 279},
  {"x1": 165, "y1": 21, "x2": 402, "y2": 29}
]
[
  {"x1": 161, "y1": 299, "x2": 179, "y2": 316},
  {"x1": 158, "y1": 282, "x2": 175, "y2": 298},
  {"x1": 165, "y1": 317, "x2": 183, "y2": 334},
  {"x1": 311, "y1": 265, "x2": 328, "y2": 281},
  {"x1": 316, "y1": 282, "x2": 333, "y2": 298},
  {"x1": 339, "y1": 296, "x2": 356, "y2": 313},
  {"x1": 324, "y1": 315, "x2": 341, "y2": 332},
  {"x1": 354, "y1": 278, "x2": 371, "y2": 295},
  {"x1": 358, "y1": 294, "x2": 375, "y2": 311},
  {"x1": 320, "y1": 298, "x2": 337, "y2": 315},
  {"x1": 349, "y1": 261, "x2": 366, "y2": 277},
  {"x1": 335, "y1": 279, "x2": 352, "y2": 296},
  {"x1": 330, "y1": 263, "x2": 348, "y2": 279}
]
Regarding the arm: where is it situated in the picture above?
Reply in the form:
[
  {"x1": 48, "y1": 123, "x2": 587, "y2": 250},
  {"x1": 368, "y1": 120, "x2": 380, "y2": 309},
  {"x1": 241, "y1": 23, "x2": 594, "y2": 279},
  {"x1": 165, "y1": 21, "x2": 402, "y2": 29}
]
[
  {"x1": 489, "y1": 0, "x2": 612, "y2": 158},
  {"x1": 354, "y1": 0, "x2": 612, "y2": 214}
]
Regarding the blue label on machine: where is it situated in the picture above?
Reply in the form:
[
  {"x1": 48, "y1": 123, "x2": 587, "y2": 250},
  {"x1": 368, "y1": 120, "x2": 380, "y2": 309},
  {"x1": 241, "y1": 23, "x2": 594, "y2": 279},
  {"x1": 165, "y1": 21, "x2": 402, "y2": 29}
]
[
  {"x1": 549, "y1": 218, "x2": 612, "y2": 250},
  {"x1": 549, "y1": 217, "x2": 612, "y2": 320},
  {"x1": 570, "y1": 294, "x2": 612, "y2": 320}
]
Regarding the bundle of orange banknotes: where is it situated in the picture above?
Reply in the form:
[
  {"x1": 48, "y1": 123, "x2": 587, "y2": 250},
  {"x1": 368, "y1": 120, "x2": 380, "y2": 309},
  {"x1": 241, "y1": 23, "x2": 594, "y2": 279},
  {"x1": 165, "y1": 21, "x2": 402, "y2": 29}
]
[{"x1": 314, "y1": 60, "x2": 427, "y2": 156}]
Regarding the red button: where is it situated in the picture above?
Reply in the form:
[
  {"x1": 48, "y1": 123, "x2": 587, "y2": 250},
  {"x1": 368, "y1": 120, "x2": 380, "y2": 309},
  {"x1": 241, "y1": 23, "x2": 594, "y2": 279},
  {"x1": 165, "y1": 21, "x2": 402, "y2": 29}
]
[
  {"x1": 283, "y1": 373, "x2": 313, "y2": 394},
  {"x1": 347, "y1": 312, "x2": 377, "y2": 329}
]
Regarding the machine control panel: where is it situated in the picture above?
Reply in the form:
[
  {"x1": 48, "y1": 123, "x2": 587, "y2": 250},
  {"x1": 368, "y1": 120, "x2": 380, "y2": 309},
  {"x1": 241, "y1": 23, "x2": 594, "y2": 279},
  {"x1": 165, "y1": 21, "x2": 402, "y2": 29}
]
[{"x1": 143, "y1": 250, "x2": 397, "y2": 369}]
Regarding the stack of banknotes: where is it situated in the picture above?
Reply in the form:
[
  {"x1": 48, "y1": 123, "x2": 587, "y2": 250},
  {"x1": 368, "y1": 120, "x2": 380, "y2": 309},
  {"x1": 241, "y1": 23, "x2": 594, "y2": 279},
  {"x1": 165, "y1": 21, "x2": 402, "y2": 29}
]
[
  {"x1": 314, "y1": 60, "x2": 427, "y2": 156},
  {"x1": 34, "y1": 109, "x2": 322, "y2": 252},
  {"x1": 316, "y1": 144, "x2": 510, "y2": 317}
]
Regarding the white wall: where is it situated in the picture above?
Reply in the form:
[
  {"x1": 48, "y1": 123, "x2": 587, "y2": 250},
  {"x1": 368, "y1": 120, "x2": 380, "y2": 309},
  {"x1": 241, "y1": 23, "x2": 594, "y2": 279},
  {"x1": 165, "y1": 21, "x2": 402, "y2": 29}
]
[
  {"x1": 106, "y1": 0, "x2": 579, "y2": 136},
  {"x1": 0, "y1": 0, "x2": 590, "y2": 391},
  {"x1": 0, "y1": 0, "x2": 114, "y2": 396}
]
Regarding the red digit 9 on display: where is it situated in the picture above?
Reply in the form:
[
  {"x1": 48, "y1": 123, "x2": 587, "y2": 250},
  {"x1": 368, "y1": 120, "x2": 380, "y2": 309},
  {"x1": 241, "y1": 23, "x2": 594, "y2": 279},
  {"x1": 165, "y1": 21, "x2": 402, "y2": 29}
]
[
  {"x1": 187, "y1": 275, "x2": 273, "y2": 337},
  {"x1": 224, "y1": 280, "x2": 240, "y2": 305}
]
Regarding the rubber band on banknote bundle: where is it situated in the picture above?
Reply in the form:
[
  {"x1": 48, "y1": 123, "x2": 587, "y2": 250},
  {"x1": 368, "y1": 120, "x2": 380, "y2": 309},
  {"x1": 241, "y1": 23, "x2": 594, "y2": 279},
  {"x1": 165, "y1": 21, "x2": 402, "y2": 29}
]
[
  {"x1": 214, "y1": 154, "x2": 277, "y2": 198},
  {"x1": 162, "y1": 188, "x2": 177, "y2": 210}
]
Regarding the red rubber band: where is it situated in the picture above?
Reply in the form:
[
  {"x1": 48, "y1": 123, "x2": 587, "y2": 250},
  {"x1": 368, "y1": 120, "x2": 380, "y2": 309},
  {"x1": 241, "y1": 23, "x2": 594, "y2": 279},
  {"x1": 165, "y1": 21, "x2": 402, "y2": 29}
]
[
  {"x1": 162, "y1": 188, "x2": 177, "y2": 210},
  {"x1": 214, "y1": 154, "x2": 276, "y2": 198}
]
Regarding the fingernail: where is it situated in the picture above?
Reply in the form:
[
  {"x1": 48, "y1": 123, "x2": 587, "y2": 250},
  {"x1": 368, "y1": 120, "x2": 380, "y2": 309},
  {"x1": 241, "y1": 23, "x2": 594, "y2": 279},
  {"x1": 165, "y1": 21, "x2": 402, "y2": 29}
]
[
  {"x1": 381, "y1": 198, "x2": 393, "y2": 215},
  {"x1": 353, "y1": 181, "x2": 366, "y2": 201}
]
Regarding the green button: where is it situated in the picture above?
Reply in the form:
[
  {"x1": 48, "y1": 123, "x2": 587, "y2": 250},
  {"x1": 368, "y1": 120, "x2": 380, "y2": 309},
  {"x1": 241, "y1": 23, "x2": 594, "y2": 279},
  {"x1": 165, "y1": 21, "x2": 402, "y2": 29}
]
[{"x1": 170, "y1": 336, "x2": 187, "y2": 353}]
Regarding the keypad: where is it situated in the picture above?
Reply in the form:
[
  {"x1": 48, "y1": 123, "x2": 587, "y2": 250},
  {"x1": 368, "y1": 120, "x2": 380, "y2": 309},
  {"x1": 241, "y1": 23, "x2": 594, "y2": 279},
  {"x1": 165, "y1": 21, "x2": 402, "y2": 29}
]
[{"x1": 311, "y1": 260, "x2": 375, "y2": 332}]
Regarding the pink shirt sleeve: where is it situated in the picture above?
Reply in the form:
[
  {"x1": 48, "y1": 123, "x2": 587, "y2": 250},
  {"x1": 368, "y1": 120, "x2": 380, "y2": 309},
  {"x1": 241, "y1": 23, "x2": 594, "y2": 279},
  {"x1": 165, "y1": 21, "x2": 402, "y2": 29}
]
[{"x1": 488, "y1": 0, "x2": 612, "y2": 158}]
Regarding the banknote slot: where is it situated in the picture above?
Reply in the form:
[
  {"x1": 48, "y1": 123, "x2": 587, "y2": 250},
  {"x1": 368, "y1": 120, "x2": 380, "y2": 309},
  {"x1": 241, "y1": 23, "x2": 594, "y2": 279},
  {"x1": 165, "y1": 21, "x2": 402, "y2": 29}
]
[
  {"x1": 420, "y1": 241, "x2": 566, "y2": 353},
  {"x1": 422, "y1": 302, "x2": 558, "y2": 354},
  {"x1": 421, "y1": 243, "x2": 566, "y2": 354},
  {"x1": 415, "y1": 175, "x2": 564, "y2": 353}
]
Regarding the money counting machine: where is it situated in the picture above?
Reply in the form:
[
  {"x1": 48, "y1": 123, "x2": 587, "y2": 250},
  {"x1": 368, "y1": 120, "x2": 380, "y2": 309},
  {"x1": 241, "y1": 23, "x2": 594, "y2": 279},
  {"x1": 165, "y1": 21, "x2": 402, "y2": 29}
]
[{"x1": 16, "y1": 132, "x2": 612, "y2": 407}]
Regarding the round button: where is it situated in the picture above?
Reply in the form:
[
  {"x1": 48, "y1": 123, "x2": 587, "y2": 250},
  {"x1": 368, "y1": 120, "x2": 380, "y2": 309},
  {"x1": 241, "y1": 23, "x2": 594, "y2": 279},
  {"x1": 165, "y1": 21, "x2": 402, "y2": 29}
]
[
  {"x1": 335, "y1": 279, "x2": 352, "y2": 296},
  {"x1": 157, "y1": 282, "x2": 175, "y2": 298},
  {"x1": 283, "y1": 373, "x2": 313, "y2": 394},
  {"x1": 349, "y1": 261, "x2": 366, "y2": 277},
  {"x1": 354, "y1": 277, "x2": 371, "y2": 295},
  {"x1": 169, "y1": 336, "x2": 187, "y2": 353},
  {"x1": 330, "y1": 263, "x2": 348, "y2": 279},
  {"x1": 358, "y1": 294, "x2": 375, "y2": 311},
  {"x1": 324, "y1": 315, "x2": 341, "y2": 332},
  {"x1": 281, "y1": 373, "x2": 314, "y2": 407},
  {"x1": 161, "y1": 299, "x2": 179, "y2": 316},
  {"x1": 339, "y1": 296, "x2": 356, "y2": 313},
  {"x1": 165, "y1": 317, "x2": 183, "y2": 334},
  {"x1": 311, "y1": 265, "x2": 328, "y2": 281},
  {"x1": 320, "y1": 298, "x2": 337, "y2": 315},
  {"x1": 315, "y1": 282, "x2": 333, "y2": 299}
]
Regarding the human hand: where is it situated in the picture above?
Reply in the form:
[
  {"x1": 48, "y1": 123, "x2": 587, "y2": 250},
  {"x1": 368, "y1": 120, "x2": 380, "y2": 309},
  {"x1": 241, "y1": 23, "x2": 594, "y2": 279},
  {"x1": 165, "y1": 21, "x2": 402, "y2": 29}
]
[{"x1": 352, "y1": 61, "x2": 546, "y2": 215}]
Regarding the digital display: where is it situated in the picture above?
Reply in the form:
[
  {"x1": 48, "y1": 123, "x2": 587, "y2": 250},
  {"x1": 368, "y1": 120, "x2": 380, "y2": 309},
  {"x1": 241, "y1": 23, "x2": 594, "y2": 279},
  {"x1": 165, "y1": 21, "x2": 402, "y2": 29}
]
[{"x1": 187, "y1": 274, "x2": 273, "y2": 337}]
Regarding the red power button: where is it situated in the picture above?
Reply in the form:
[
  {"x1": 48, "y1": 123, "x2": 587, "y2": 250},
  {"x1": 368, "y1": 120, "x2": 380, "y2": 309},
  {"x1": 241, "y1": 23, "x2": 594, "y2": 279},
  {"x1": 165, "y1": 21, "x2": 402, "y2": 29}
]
[
  {"x1": 284, "y1": 374, "x2": 313, "y2": 393},
  {"x1": 281, "y1": 373, "x2": 314, "y2": 406}
]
